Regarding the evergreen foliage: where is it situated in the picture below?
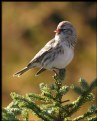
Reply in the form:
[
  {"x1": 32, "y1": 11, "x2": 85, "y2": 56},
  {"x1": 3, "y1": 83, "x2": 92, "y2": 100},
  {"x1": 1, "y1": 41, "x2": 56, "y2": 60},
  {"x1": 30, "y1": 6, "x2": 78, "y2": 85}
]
[{"x1": 2, "y1": 69, "x2": 97, "y2": 121}]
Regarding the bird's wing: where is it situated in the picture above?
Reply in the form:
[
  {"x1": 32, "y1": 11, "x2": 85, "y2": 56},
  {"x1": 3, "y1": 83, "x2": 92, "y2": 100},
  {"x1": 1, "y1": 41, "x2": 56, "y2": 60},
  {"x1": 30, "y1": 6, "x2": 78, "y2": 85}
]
[
  {"x1": 27, "y1": 38, "x2": 55, "y2": 67},
  {"x1": 35, "y1": 68, "x2": 46, "y2": 76}
]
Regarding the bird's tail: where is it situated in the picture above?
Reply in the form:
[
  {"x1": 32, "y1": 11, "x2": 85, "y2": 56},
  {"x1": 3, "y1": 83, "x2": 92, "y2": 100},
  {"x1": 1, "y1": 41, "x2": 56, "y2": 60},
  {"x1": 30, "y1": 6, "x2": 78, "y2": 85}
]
[{"x1": 13, "y1": 67, "x2": 29, "y2": 77}]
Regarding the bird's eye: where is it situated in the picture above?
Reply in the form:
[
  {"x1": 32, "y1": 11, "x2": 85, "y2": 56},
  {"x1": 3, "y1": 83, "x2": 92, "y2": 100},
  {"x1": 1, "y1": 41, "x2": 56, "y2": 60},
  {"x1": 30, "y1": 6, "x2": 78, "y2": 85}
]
[
  {"x1": 62, "y1": 29, "x2": 72, "y2": 35},
  {"x1": 61, "y1": 29, "x2": 66, "y2": 33},
  {"x1": 61, "y1": 29, "x2": 66, "y2": 30}
]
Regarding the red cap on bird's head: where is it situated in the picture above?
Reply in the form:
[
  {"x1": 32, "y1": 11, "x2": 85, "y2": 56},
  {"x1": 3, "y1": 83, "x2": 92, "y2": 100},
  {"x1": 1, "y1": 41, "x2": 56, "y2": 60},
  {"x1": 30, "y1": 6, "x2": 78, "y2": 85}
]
[
  {"x1": 54, "y1": 21, "x2": 66, "y2": 34},
  {"x1": 54, "y1": 29, "x2": 61, "y2": 34}
]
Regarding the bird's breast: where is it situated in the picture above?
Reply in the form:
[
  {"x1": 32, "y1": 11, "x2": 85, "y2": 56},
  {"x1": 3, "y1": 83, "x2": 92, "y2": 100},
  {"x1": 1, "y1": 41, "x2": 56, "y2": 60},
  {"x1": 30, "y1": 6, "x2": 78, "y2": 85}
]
[{"x1": 50, "y1": 46, "x2": 74, "y2": 69}]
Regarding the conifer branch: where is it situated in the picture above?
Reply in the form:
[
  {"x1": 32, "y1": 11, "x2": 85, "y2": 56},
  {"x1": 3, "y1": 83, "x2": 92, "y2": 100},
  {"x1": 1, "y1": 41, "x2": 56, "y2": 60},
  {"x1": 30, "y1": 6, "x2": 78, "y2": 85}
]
[
  {"x1": 10, "y1": 92, "x2": 55, "y2": 121},
  {"x1": 72, "y1": 105, "x2": 97, "y2": 121},
  {"x1": 2, "y1": 69, "x2": 97, "y2": 121}
]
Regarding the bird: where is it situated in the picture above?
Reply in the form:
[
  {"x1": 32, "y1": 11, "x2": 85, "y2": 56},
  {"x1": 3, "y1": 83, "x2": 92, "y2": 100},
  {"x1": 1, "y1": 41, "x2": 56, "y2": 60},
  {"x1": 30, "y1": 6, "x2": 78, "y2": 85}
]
[{"x1": 13, "y1": 21, "x2": 77, "y2": 77}]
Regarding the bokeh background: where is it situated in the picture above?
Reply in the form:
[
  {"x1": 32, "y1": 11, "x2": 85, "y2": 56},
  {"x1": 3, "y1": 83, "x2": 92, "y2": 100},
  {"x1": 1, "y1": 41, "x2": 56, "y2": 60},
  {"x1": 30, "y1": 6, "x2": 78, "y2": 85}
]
[{"x1": 2, "y1": 2, "x2": 96, "y2": 120}]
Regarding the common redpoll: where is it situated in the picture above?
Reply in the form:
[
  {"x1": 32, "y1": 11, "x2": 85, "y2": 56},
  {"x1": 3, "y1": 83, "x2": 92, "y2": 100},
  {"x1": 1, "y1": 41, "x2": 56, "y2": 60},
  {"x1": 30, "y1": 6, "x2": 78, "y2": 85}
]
[{"x1": 13, "y1": 21, "x2": 77, "y2": 77}]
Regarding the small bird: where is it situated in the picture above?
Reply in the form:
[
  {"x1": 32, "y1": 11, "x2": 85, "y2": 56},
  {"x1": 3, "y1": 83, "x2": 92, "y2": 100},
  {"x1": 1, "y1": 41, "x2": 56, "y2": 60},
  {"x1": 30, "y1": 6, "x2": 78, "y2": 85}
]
[{"x1": 13, "y1": 21, "x2": 77, "y2": 77}]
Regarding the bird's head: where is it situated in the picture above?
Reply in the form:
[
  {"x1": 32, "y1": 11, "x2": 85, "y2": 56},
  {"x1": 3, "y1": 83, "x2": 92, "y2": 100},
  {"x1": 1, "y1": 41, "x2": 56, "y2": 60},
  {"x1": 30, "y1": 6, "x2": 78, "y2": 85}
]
[
  {"x1": 54, "y1": 21, "x2": 77, "y2": 47},
  {"x1": 54, "y1": 21, "x2": 74, "y2": 33}
]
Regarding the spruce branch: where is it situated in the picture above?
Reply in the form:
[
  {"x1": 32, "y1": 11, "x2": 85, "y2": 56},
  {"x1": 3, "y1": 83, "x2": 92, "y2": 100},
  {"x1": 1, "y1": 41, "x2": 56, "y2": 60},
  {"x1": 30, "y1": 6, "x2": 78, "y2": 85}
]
[
  {"x1": 63, "y1": 90, "x2": 95, "y2": 118},
  {"x1": 60, "y1": 78, "x2": 97, "y2": 118},
  {"x1": 52, "y1": 69, "x2": 67, "y2": 121},
  {"x1": 26, "y1": 93, "x2": 51, "y2": 103},
  {"x1": 88, "y1": 116, "x2": 97, "y2": 121},
  {"x1": 89, "y1": 78, "x2": 97, "y2": 92},
  {"x1": 2, "y1": 108, "x2": 19, "y2": 121},
  {"x1": 72, "y1": 105, "x2": 97, "y2": 121},
  {"x1": 71, "y1": 85, "x2": 83, "y2": 95},
  {"x1": 10, "y1": 92, "x2": 55, "y2": 121},
  {"x1": 79, "y1": 78, "x2": 89, "y2": 91},
  {"x1": 2, "y1": 69, "x2": 97, "y2": 121}
]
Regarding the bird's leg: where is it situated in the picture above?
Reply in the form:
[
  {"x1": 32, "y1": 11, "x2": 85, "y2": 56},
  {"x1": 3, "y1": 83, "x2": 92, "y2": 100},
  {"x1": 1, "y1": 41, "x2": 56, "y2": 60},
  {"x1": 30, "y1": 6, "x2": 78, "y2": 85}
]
[
  {"x1": 53, "y1": 69, "x2": 59, "y2": 75},
  {"x1": 53, "y1": 69, "x2": 60, "y2": 82},
  {"x1": 53, "y1": 68, "x2": 66, "y2": 82},
  {"x1": 58, "y1": 69, "x2": 66, "y2": 81}
]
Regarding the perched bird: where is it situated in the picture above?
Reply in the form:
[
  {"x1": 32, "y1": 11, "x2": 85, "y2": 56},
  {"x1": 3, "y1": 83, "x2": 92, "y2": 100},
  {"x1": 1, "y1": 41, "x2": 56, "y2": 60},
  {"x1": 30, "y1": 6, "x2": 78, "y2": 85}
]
[{"x1": 13, "y1": 21, "x2": 77, "y2": 77}]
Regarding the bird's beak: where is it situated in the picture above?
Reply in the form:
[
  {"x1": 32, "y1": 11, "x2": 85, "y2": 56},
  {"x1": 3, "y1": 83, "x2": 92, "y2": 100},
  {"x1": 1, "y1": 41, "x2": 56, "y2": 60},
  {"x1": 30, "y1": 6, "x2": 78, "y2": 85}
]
[{"x1": 54, "y1": 29, "x2": 61, "y2": 33}]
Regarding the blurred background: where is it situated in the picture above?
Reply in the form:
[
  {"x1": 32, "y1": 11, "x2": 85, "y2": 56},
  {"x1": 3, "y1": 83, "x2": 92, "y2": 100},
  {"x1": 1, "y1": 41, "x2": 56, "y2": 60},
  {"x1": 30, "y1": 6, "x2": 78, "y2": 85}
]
[{"x1": 2, "y1": 2, "x2": 96, "y2": 120}]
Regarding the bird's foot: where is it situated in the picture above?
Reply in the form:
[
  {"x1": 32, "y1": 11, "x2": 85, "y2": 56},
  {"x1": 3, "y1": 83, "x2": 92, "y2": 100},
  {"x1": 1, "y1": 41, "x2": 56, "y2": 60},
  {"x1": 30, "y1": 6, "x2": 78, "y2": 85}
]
[{"x1": 53, "y1": 69, "x2": 66, "y2": 82}]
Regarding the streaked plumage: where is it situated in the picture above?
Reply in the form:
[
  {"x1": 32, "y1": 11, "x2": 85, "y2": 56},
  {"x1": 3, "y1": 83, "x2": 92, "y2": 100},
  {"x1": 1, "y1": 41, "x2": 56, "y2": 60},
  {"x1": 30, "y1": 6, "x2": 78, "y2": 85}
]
[{"x1": 13, "y1": 21, "x2": 77, "y2": 77}]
